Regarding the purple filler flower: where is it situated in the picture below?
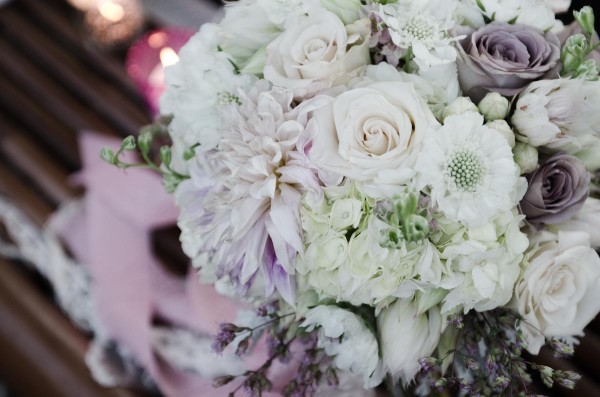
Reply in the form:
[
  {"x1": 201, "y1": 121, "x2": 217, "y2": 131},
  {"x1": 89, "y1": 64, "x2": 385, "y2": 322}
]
[
  {"x1": 521, "y1": 153, "x2": 591, "y2": 225},
  {"x1": 456, "y1": 22, "x2": 561, "y2": 102}
]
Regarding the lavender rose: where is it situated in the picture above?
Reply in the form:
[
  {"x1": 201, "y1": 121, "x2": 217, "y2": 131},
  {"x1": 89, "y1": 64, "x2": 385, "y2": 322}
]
[
  {"x1": 456, "y1": 22, "x2": 561, "y2": 102},
  {"x1": 521, "y1": 153, "x2": 591, "y2": 225}
]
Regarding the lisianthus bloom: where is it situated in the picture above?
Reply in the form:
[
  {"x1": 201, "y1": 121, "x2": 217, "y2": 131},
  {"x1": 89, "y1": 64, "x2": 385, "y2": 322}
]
[
  {"x1": 302, "y1": 306, "x2": 384, "y2": 388},
  {"x1": 512, "y1": 79, "x2": 600, "y2": 155}
]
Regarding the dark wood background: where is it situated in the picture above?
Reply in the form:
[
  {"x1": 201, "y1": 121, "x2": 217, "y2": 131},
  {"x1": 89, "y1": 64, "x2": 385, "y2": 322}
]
[{"x1": 0, "y1": 0, "x2": 598, "y2": 396}]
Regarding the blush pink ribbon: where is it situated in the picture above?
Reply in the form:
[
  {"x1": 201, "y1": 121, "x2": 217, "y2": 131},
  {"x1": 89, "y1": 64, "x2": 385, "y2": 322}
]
[{"x1": 60, "y1": 132, "x2": 294, "y2": 397}]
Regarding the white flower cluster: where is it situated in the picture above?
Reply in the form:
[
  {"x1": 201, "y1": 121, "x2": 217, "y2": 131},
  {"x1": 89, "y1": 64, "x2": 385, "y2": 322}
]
[{"x1": 158, "y1": 0, "x2": 600, "y2": 393}]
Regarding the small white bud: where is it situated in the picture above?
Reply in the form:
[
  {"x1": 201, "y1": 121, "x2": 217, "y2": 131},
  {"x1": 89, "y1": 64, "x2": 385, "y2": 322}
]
[
  {"x1": 513, "y1": 142, "x2": 539, "y2": 174},
  {"x1": 486, "y1": 120, "x2": 516, "y2": 148},
  {"x1": 478, "y1": 92, "x2": 509, "y2": 121},
  {"x1": 442, "y1": 97, "x2": 478, "y2": 122}
]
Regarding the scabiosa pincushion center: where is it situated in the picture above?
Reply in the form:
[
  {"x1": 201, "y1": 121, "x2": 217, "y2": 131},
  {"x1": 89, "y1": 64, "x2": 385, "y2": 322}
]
[{"x1": 444, "y1": 148, "x2": 486, "y2": 193}]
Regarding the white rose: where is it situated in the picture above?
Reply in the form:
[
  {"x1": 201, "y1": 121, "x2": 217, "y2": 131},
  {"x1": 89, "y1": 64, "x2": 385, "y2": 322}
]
[
  {"x1": 302, "y1": 306, "x2": 384, "y2": 388},
  {"x1": 557, "y1": 198, "x2": 600, "y2": 248},
  {"x1": 545, "y1": 0, "x2": 571, "y2": 13},
  {"x1": 512, "y1": 231, "x2": 600, "y2": 354},
  {"x1": 330, "y1": 198, "x2": 363, "y2": 230},
  {"x1": 478, "y1": 0, "x2": 557, "y2": 31},
  {"x1": 377, "y1": 300, "x2": 442, "y2": 386},
  {"x1": 311, "y1": 81, "x2": 439, "y2": 184},
  {"x1": 264, "y1": 10, "x2": 370, "y2": 99}
]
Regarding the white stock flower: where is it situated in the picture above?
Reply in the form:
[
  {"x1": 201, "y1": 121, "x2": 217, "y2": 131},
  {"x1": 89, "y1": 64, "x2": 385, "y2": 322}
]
[
  {"x1": 311, "y1": 81, "x2": 439, "y2": 189},
  {"x1": 302, "y1": 306, "x2": 384, "y2": 388},
  {"x1": 416, "y1": 112, "x2": 522, "y2": 227},
  {"x1": 264, "y1": 10, "x2": 370, "y2": 99},
  {"x1": 512, "y1": 231, "x2": 600, "y2": 354},
  {"x1": 377, "y1": 299, "x2": 442, "y2": 386},
  {"x1": 512, "y1": 79, "x2": 600, "y2": 156},
  {"x1": 160, "y1": 25, "x2": 256, "y2": 149}
]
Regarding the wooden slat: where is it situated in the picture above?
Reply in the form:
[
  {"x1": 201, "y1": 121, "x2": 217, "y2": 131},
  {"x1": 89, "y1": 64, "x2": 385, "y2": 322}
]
[
  {"x1": 0, "y1": 8, "x2": 149, "y2": 137},
  {"x1": 0, "y1": 258, "x2": 149, "y2": 397},
  {"x1": 17, "y1": 0, "x2": 148, "y2": 105}
]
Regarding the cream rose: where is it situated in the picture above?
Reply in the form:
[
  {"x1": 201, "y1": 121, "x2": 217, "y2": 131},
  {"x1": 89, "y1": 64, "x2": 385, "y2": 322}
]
[
  {"x1": 310, "y1": 82, "x2": 439, "y2": 186},
  {"x1": 512, "y1": 231, "x2": 600, "y2": 354},
  {"x1": 263, "y1": 10, "x2": 370, "y2": 99}
]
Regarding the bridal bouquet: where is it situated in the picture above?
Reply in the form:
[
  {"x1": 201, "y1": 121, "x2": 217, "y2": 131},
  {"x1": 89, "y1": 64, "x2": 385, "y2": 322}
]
[{"x1": 103, "y1": 0, "x2": 600, "y2": 395}]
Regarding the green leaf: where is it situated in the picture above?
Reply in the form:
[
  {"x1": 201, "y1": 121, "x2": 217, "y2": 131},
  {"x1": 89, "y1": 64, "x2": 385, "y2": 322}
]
[{"x1": 160, "y1": 146, "x2": 172, "y2": 167}]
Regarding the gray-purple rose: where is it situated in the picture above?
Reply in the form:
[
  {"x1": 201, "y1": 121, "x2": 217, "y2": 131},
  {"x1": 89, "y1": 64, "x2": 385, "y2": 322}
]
[
  {"x1": 456, "y1": 22, "x2": 561, "y2": 102},
  {"x1": 521, "y1": 153, "x2": 591, "y2": 225}
]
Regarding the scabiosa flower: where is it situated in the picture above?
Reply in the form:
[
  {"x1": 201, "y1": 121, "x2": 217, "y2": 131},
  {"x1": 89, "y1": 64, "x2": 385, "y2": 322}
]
[
  {"x1": 416, "y1": 112, "x2": 523, "y2": 227},
  {"x1": 378, "y1": 0, "x2": 459, "y2": 69}
]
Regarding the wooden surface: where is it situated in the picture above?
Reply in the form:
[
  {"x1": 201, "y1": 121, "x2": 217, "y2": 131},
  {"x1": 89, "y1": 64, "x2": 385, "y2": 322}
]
[{"x1": 0, "y1": 0, "x2": 599, "y2": 396}]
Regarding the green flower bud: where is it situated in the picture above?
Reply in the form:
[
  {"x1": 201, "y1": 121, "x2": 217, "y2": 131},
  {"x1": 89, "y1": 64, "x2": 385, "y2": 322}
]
[
  {"x1": 562, "y1": 34, "x2": 588, "y2": 73},
  {"x1": 442, "y1": 97, "x2": 478, "y2": 122},
  {"x1": 486, "y1": 120, "x2": 516, "y2": 148},
  {"x1": 404, "y1": 214, "x2": 430, "y2": 242},
  {"x1": 100, "y1": 148, "x2": 117, "y2": 165},
  {"x1": 121, "y1": 135, "x2": 137, "y2": 151},
  {"x1": 513, "y1": 142, "x2": 539, "y2": 174},
  {"x1": 478, "y1": 92, "x2": 509, "y2": 121},
  {"x1": 575, "y1": 59, "x2": 600, "y2": 81},
  {"x1": 574, "y1": 6, "x2": 596, "y2": 37}
]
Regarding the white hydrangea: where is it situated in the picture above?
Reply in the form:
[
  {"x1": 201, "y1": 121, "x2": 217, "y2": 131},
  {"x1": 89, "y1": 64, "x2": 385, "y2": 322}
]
[
  {"x1": 302, "y1": 306, "x2": 384, "y2": 389},
  {"x1": 160, "y1": 24, "x2": 256, "y2": 149},
  {"x1": 435, "y1": 211, "x2": 529, "y2": 314},
  {"x1": 297, "y1": 186, "x2": 445, "y2": 306}
]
